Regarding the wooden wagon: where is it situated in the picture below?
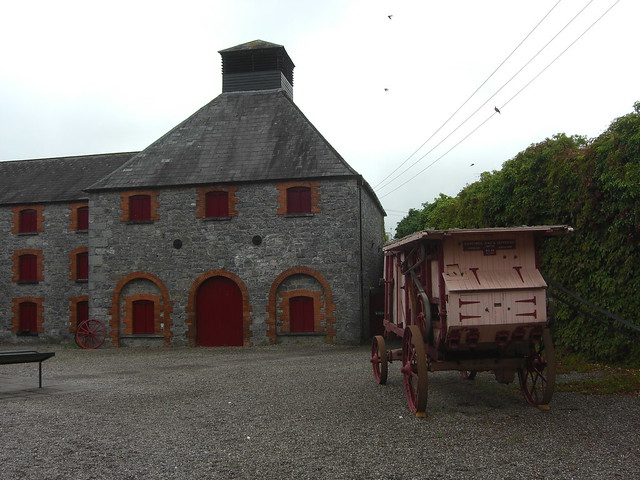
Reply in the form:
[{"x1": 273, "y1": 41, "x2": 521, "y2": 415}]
[{"x1": 370, "y1": 225, "x2": 572, "y2": 416}]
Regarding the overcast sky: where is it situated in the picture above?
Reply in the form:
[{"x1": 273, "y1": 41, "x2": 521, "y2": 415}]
[{"x1": 1, "y1": 0, "x2": 638, "y2": 234}]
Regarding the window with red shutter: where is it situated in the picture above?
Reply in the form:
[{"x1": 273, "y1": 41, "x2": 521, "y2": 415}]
[
  {"x1": 205, "y1": 191, "x2": 229, "y2": 218},
  {"x1": 290, "y1": 296, "x2": 314, "y2": 332},
  {"x1": 286, "y1": 187, "x2": 312, "y2": 214},
  {"x1": 19, "y1": 302, "x2": 38, "y2": 332},
  {"x1": 76, "y1": 252, "x2": 89, "y2": 281},
  {"x1": 76, "y1": 301, "x2": 89, "y2": 327},
  {"x1": 132, "y1": 300, "x2": 155, "y2": 334},
  {"x1": 129, "y1": 195, "x2": 151, "y2": 221},
  {"x1": 19, "y1": 254, "x2": 38, "y2": 282},
  {"x1": 19, "y1": 209, "x2": 37, "y2": 233},
  {"x1": 77, "y1": 206, "x2": 89, "y2": 230}
]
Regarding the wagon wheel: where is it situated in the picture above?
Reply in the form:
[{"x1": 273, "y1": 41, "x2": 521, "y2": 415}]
[
  {"x1": 401, "y1": 325, "x2": 428, "y2": 416},
  {"x1": 518, "y1": 328, "x2": 556, "y2": 406},
  {"x1": 459, "y1": 370, "x2": 477, "y2": 380},
  {"x1": 414, "y1": 292, "x2": 430, "y2": 340},
  {"x1": 371, "y1": 335, "x2": 388, "y2": 385},
  {"x1": 75, "y1": 319, "x2": 106, "y2": 349}
]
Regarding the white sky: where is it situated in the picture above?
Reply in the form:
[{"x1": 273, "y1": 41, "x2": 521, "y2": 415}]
[{"x1": 1, "y1": 0, "x2": 638, "y2": 234}]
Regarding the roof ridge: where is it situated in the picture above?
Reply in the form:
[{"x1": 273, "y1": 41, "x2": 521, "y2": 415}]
[{"x1": 1, "y1": 151, "x2": 139, "y2": 164}]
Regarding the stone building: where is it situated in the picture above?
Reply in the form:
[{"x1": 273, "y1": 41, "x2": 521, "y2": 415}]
[{"x1": 0, "y1": 40, "x2": 385, "y2": 347}]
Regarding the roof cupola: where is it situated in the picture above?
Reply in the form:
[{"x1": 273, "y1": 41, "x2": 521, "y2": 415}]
[{"x1": 219, "y1": 40, "x2": 295, "y2": 99}]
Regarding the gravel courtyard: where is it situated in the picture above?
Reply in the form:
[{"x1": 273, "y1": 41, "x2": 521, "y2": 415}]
[{"x1": 1, "y1": 344, "x2": 638, "y2": 479}]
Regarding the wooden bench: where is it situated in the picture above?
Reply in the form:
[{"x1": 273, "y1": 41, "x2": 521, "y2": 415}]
[{"x1": 0, "y1": 350, "x2": 55, "y2": 388}]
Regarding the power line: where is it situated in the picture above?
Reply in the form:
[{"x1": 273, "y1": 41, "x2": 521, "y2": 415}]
[
  {"x1": 374, "y1": 0, "x2": 564, "y2": 191},
  {"x1": 500, "y1": 0, "x2": 622, "y2": 112},
  {"x1": 380, "y1": 0, "x2": 604, "y2": 198},
  {"x1": 378, "y1": 0, "x2": 596, "y2": 195},
  {"x1": 379, "y1": 0, "x2": 621, "y2": 200}
]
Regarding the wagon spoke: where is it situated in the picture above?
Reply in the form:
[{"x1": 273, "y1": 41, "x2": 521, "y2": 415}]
[
  {"x1": 371, "y1": 335, "x2": 388, "y2": 385},
  {"x1": 75, "y1": 319, "x2": 107, "y2": 349},
  {"x1": 402, "y1": 325, "x2": 428, "y2": 416},
  {"x1": 518, "y1": 328, "x2": 556, "y2": 406}
]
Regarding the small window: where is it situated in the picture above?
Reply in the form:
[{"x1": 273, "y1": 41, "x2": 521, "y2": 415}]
[
  {"x1": 76, "y1": 252, "x2": 89, "y2": 281},
  {"x1": 19, "y1": 302, "x2": 38, "y2": 333},
  {"x1": 129, "y1": 195, "x2": 151, "y2": 222},
  {"x1": 205, "y1": 191, "x2": 229, "y2": 218},
  {"x1": 132, "y1": 300, "x2": 155, "y2": 334},
  {"x1": 287, "y1": 187, "x2": 311, "y2": 214},
  {"x1": 290, "y1": 296, "x2": 314, "y2": 332},
  {"x1": 77, "y1": 206, "x2": 89, "y2": 230},
  {"x1": 19, "y1": 255, "x2": 38, "y2": 282},
  {"x1": 19, "y1": 209, "x2": 38, "y2": 233}
]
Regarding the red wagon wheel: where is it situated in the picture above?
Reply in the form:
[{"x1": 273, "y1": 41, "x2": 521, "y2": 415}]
[
  {"x1": 518, "y1": 328, "x2": 556, "y2": 406},
  {"x1": 371, "y1": 335, "x2": 388, "y2": 385},
  {"x1": 75, "y1": 319, "x2": 106, "y2": 349},
  {"x1": 401, "y1": 325, "x2": 428, "y2": 416}
]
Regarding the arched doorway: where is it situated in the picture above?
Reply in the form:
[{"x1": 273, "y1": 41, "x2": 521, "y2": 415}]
[{"x1": 196, "y1": 276, "x2": 243, "y2": 346}]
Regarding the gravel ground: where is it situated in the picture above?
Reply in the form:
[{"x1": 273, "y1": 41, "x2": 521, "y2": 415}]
[{"x1": 0, "y1": 343, "x2": 638, "y2": 480}]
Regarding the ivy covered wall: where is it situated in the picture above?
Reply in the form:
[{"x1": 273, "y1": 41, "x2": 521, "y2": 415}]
[{"x1": 395, "y1": 102, "x2": 640, "y2": 363}]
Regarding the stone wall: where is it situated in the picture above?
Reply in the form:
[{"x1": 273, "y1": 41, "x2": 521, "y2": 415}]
[
  {"x1": 0, "y1": 178, "x2": 384, "y2": 346},
  {"x1": 358, "y1": 185, "x2": 386, "y2": 340},
  {"x1": 89, "y1": 177, "x2": 383, "y2": 346},
  {"x1": 1, "y1": 202, "x2": 89, "y2": 343}
]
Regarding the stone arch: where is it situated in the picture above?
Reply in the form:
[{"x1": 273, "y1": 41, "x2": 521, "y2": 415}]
[
  {"x1": 186, "y1": 270, "x2": 253, "y2": 347},
  {"x1": 267, "y1": 267, "x2": 336, "y2": 344},
  {"x1": 109, "y1": 272, "x2": 172, "y2": 347}
]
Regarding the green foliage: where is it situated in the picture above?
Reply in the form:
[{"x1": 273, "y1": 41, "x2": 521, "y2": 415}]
[{"x1": 395, "y1": 102, "x2": 640, "y2": 364}]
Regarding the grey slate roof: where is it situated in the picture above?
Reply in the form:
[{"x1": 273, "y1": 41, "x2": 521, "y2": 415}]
[
  {"x1": 0, "y1": 153, "x2": 135, "y2": 205},
  {"x1": 87, "y1": 90, "x2": 359, "y2": 191}
]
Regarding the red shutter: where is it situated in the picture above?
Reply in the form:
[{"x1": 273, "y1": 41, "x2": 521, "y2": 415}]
[
  {"x1": 133, "y1": 300, "x2": 155, "y2": 334},
  {"x1": 19, "y1": 302, "x2": 37, "y2": 332},
  {"x1": 77, "y1": 252, "x2": 89, "y2": 280},
  {"x1": 77, "y1": 301, "x2": 89, "y2": 326},
  {"x1": 290, "y1": 296, "x2": 314, "y2": 332},
  {"x1": 129, "y1": 195, "x2": 151, "y2": 221},
  {"x1": 77, "y1": 207, "x2": 89, "y2": 230},
  {"x1": 19, "y1": 254, "x2": 38, "y2": 282},
  {"x1": 205, "y1": 191, "x2": 229, "y2": 218},
  {"x1": 19, "y1": 209, "x2": 37, "y2": 233},
  {"x1": 287, "y1": 187, "x2": 311, "y2": 214}
]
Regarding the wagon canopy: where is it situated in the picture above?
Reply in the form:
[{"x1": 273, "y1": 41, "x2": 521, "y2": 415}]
[{"x1": 384, "y1": 225, "x2": 572, "y2": 252}]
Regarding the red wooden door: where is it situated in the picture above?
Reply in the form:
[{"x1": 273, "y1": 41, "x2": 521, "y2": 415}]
[
  {"x1": 196, "y1": 277, "x2": 243, "y2": 346},
  {"x1": 19, "y1": 302, "x2": 37, "y2": 332},
  {"x1": 290, "y1": 296, "x2": 314, "y2": 332},
  {"x1": 133, "y1": 300, "x2": 155, "y2": 334}
]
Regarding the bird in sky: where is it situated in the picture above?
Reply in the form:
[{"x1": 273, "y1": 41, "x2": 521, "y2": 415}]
[
  {"x1": 388, "y1": 15, "x2": 393, "y2": 20},
  {"x1": 494, "y1": 106, "x2": 501, "y2": 114}
]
